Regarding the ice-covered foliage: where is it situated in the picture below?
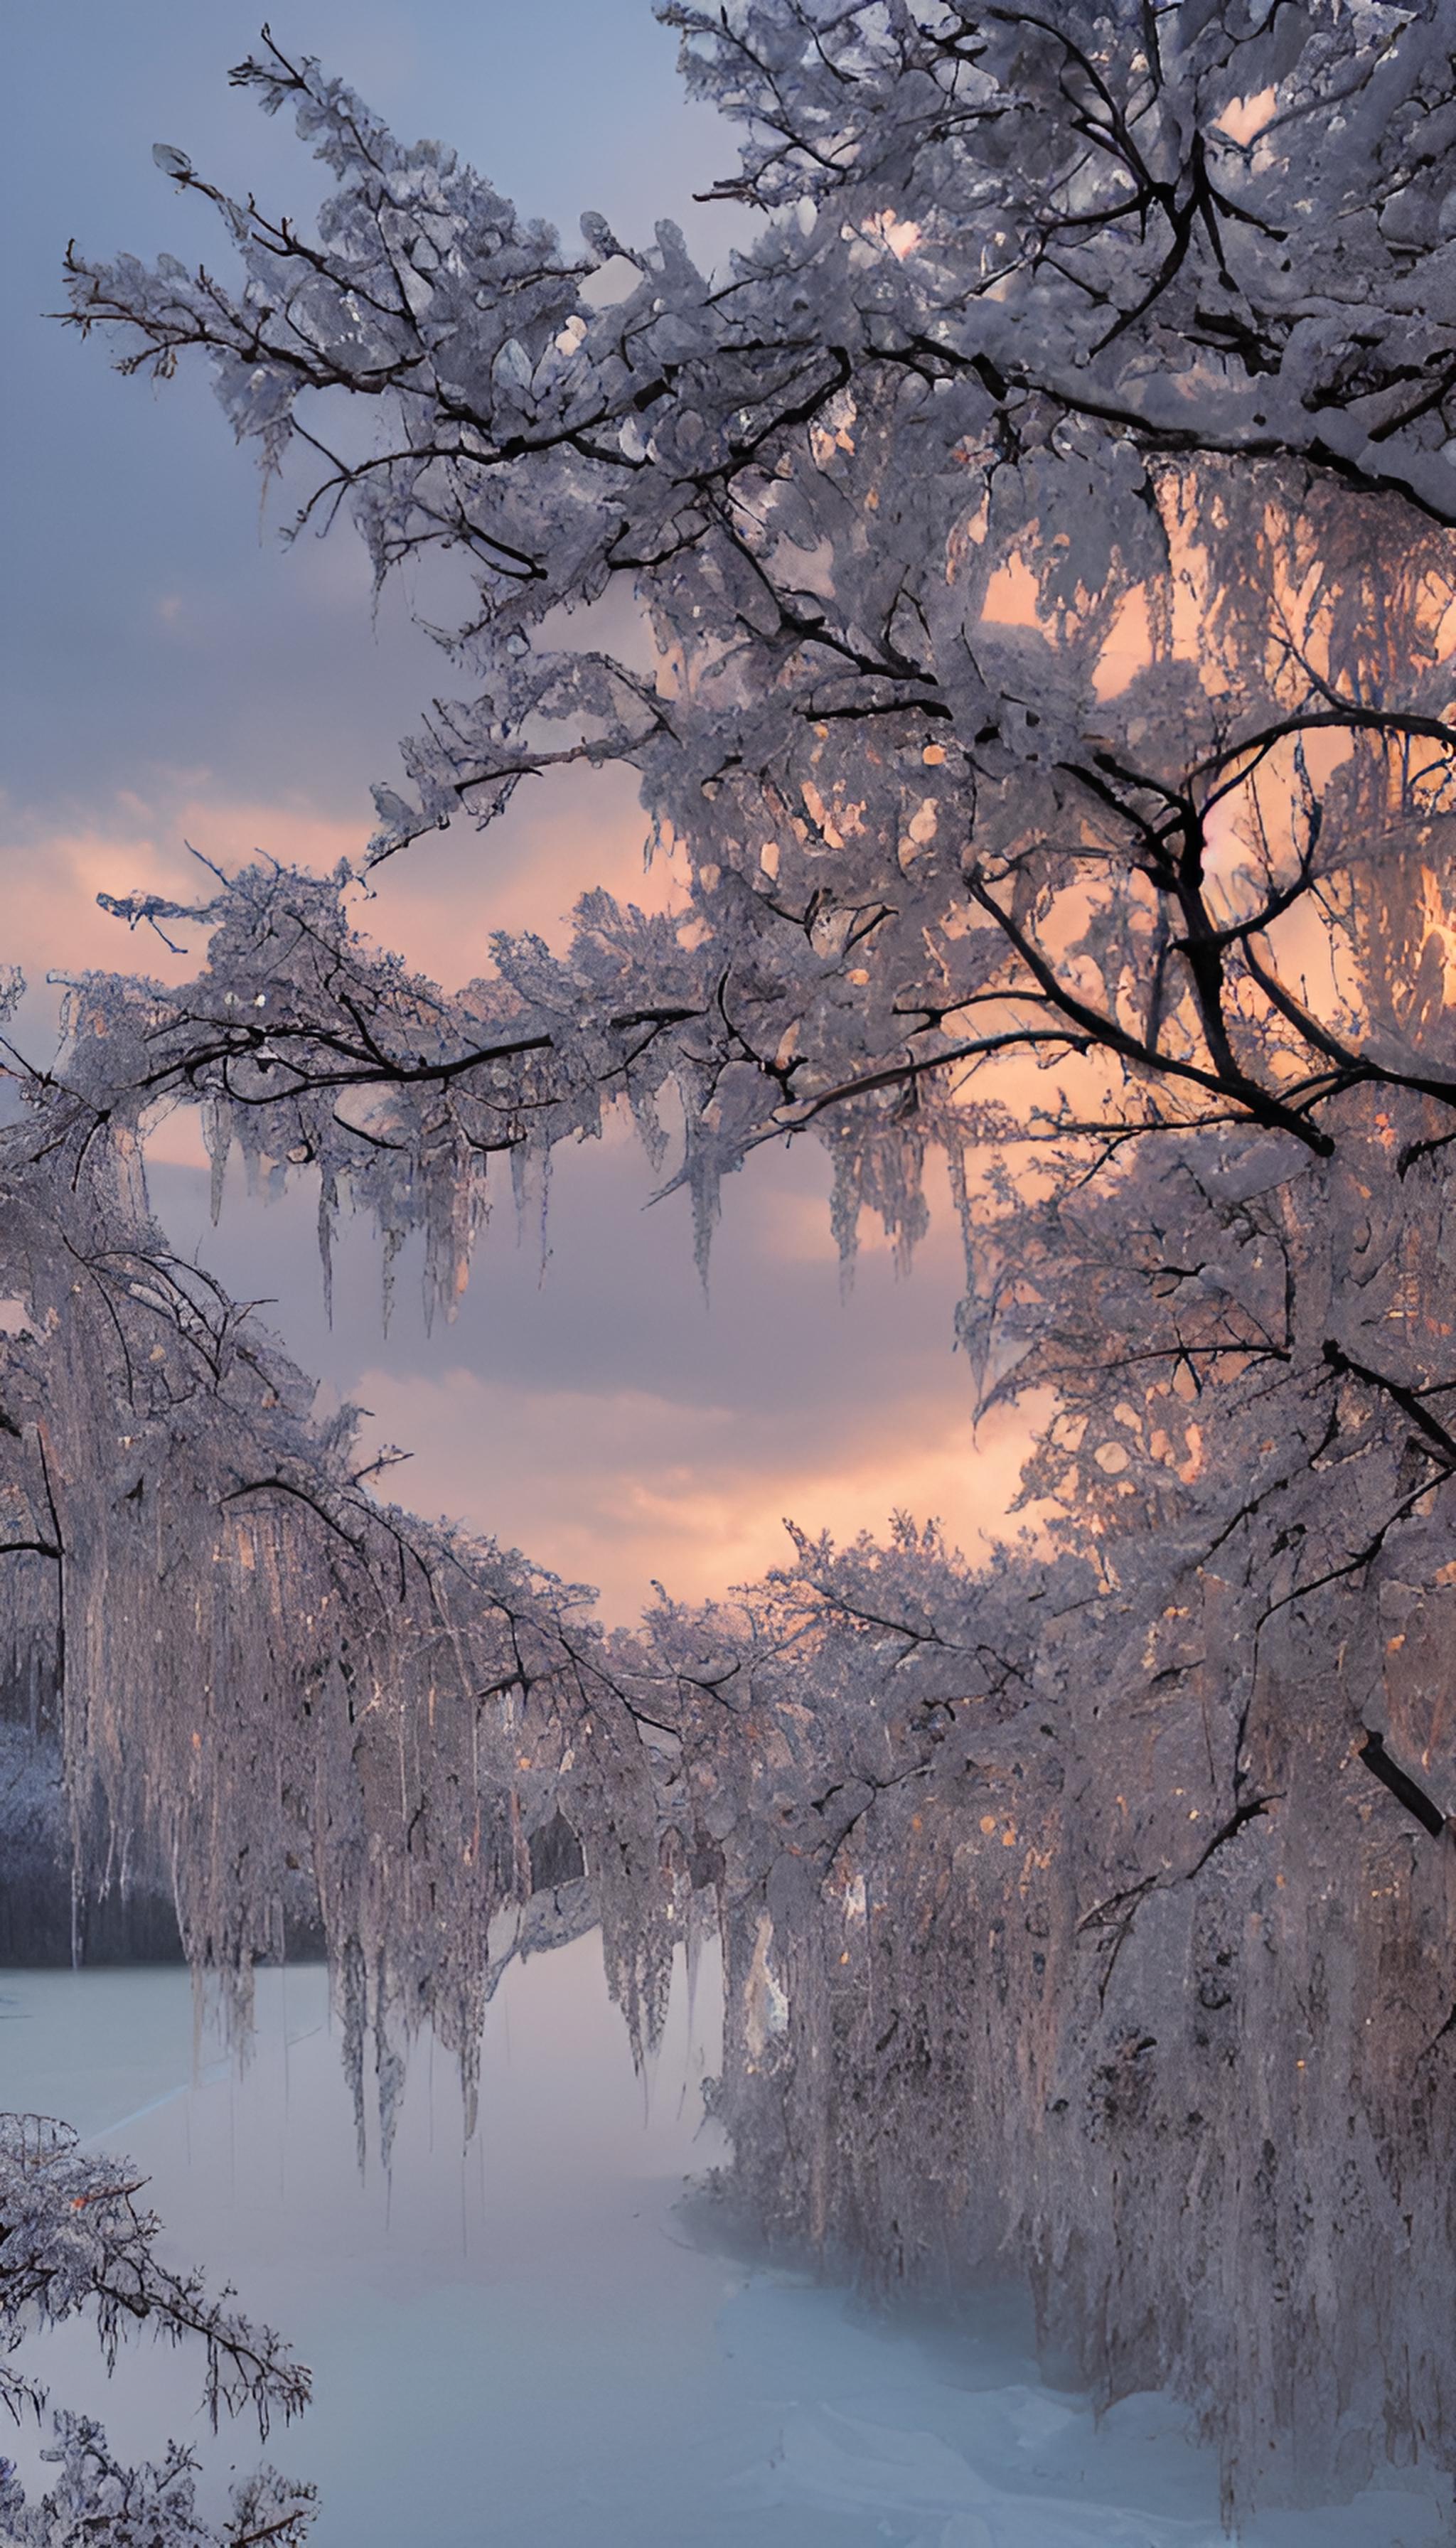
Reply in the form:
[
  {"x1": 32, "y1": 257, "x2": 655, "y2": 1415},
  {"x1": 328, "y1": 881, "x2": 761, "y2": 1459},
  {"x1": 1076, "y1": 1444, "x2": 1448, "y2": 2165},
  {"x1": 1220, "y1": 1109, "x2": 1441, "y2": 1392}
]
[
  {"x1": 0, "y1": 1106, "x2": 687, "y2": 2150},
  {"x1": 6, "y1": 1071, "x2": 1456, "y2": 2522},
  {"x1": 658, "y1": 1502, "x2": 1456, "y2": 2526},
  {"x1": 61, "y1": 12, "x2": 1456, "y2": 1340},
  {"x1": 53, "y1": 0, "x2": 1456, "y2": 1826},
  {"x1": 0, "y1": 2111, "x2": 313, "y2": 2545},
  {"x1": 26, "y1": 0, "x2": 1456, "y2": 2525}
]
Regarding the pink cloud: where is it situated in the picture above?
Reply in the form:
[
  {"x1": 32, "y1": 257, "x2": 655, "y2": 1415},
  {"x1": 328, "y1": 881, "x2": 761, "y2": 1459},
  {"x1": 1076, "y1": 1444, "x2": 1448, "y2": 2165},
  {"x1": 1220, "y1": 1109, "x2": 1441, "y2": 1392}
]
[
  {"x1": 2, "y1": 759, "x2": 677, "y2": 1015},
  {"x1": 350, "y1": 1361, "x2": 1045, "y2": 1626}
]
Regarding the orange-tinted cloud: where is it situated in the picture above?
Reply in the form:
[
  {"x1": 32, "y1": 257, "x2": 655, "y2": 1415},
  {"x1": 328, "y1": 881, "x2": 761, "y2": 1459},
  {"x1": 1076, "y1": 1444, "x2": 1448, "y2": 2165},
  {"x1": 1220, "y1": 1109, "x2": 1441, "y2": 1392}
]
[{"x1": 350, "y1": 1359, "x2": 1042, "y2": 1626}]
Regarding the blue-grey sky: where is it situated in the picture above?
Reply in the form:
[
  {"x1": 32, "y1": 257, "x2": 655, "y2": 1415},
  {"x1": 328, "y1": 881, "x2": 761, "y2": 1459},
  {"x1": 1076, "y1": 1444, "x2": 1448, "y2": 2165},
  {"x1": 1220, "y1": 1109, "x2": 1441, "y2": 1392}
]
[
  {"x1": 4, "y1": 3, "x2": 1033, "y2": 1620},
  {"x1": 3, "y1": 1, "x2": 740, "y2": 826}
]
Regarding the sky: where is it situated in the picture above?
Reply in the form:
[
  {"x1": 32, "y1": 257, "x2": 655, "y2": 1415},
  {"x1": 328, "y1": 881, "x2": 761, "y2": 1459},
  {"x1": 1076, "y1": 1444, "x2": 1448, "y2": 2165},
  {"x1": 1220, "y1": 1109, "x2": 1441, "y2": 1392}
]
[{"x1": 4, "y1": 1, "x2": 1037, "y2": 1623}]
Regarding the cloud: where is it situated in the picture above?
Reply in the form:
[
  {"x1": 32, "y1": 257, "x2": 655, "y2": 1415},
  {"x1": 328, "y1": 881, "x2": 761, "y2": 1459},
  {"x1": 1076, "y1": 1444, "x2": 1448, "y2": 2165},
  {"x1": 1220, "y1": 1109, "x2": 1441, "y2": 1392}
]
[
  {"x1": 350, "y1": 1360, "x2": 1041, "y2": 1627},
  {"x1": 1, "y1": 756, "x2": 679, "y2": 1075},
  {"x1": 363, "y1": 759, "x2": 685, "y2": 987},
  {"x1": 147, "y1": 1110, "x2": 1044, "y2": 1627}
]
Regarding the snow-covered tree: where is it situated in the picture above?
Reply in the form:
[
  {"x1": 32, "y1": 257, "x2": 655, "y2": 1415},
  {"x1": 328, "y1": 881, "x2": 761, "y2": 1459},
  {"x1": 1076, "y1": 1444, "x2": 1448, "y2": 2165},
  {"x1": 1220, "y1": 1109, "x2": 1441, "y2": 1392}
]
[
  {"x1": 49, "y1": 2, "x2": 1456, "y2": 1758},
  {"x1": 0, "y1": 2111, "x2": 313, "y2": 2546},
  {"x1": 60, "y1": 11, "x2": 1456, "y2": 1412},
  {"x1": 0, "y1": 1102, "x2": 691, "y2": 2148},
  {"x1": 23, "y1": 0, "x2": 1456, "y2": 2519}
]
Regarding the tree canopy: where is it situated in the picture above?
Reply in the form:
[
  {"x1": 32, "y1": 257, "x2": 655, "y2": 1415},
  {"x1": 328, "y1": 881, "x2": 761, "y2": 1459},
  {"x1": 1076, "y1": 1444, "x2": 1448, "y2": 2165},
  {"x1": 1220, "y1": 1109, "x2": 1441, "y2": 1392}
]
[
  {"x1": 51, "y1": 1, "x2": 1456, "y2": 1593},
  {"x1": 8, "y1": 1, "x2": 1456, "y2": 2521}
]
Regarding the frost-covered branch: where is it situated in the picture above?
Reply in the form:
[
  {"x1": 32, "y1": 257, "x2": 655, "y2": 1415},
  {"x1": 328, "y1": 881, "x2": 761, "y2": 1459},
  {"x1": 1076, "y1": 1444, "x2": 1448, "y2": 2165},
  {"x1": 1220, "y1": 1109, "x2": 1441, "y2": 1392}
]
[
  {"x1": 38, "y1": 18, "x2": 1447, "y2": 1369},
  {"x1": 0, "y1": 2112, "x2": 314, "y2": 2546}
]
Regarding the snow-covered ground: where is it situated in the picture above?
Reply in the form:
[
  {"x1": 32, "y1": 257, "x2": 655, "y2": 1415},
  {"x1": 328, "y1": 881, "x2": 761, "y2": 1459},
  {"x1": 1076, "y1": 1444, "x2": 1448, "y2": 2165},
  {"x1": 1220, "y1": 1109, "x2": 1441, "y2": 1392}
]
[{"x1": 1, "y1": 1944, "x2": 1447, "y2": 2547}]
